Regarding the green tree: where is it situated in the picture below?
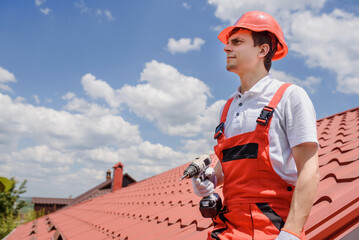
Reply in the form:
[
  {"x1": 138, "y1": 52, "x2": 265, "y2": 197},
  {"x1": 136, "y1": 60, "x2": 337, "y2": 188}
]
[
  {"x1": 0, "y1": 177, "x2": 28, "y2": 239},
  {"x1": 0, "y1": 177, "x2": 13, "y2": 193}
]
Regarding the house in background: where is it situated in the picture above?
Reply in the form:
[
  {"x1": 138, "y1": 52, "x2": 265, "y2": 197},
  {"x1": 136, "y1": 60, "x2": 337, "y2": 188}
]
[
  {"x1": 32, "y1": 163, "x2": 136, "y2": 214},
  {"x1": 6, "y1": 106, "x2": 359, "y2": 240}
]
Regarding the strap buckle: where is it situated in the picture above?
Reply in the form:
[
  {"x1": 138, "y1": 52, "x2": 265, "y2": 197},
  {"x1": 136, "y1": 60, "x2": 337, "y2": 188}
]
[
  {"x1": 256, "y1": 106, "x2": 274, "y2": 126},
  {"x1": 214, "y1": 122, "x2": 224, "y2": 139}
]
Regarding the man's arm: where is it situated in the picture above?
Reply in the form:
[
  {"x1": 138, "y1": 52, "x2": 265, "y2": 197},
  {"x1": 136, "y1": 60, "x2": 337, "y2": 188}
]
[{"x1": 282, "y1": 142, "x2": 320, "y2": 236}]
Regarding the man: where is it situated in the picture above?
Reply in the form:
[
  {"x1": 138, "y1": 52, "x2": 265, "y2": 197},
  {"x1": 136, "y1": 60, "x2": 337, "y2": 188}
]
[{"x1": 192, "y1": 11, "x2": 320, "y2": 240}]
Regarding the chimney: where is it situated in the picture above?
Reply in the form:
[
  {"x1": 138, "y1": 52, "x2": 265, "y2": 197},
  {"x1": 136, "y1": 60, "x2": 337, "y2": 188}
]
[
  {"x1": 112, "y1": 162, "x2": 124, "y2": 191},
  {"x1": 106, "y1": 170, "x2": 111, "y2": 181}
]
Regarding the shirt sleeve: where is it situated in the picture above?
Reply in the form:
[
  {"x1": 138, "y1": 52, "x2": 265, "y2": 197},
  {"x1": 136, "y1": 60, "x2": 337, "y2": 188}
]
[{"x1": 284, "y1": 86, "x2": 318, "y2": 148}]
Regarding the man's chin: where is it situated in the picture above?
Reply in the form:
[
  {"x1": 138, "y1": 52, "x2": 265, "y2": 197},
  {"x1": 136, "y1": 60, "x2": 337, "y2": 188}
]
[{"x1": 226, "y1": 65, "x2": 236, "y2": 72}]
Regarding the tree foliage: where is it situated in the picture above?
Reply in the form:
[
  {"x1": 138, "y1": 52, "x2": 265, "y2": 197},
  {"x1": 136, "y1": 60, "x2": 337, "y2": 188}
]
[
  {"x1": 0, "y1": 177, "x2": 28, "y2": 239},
  {"x1": 0, "y1": 177, "x2": 13, "y2": 193}
]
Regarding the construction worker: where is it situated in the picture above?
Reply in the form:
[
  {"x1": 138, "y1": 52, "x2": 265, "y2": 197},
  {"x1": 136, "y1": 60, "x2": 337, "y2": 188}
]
[{"x1": 192, "y1": 11, "x2": 320, "y2": 240}]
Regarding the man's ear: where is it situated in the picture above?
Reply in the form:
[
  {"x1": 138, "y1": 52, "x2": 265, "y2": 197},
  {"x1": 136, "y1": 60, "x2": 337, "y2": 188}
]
[{"x1": 259, "y1": 44, "x2": 270, "y2": 58}]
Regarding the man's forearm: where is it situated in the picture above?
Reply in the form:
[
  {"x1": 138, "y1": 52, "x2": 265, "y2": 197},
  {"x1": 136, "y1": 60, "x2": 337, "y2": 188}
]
[{"x1": 283, "y1": 143, "x2": 320, "y2": 235}]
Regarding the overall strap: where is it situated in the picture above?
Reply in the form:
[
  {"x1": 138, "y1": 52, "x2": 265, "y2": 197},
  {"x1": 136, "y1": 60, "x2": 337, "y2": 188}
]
[
  {"x1": 214, "y1": 97, "x2": 234, "y2": 140},
  {"x1": 256, "y1": 83, "x2": 292, "y2": 126}
]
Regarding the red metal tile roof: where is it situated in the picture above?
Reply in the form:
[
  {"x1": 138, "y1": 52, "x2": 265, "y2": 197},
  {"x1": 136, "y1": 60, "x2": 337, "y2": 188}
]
[{"x1": 7, "y1": 107, "x2": 359, "y2": 240}]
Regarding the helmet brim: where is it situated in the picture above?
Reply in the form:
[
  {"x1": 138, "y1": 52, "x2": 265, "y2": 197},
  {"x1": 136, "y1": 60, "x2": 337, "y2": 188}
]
[{"x1": 218, "y1": 26, "x2": 288, "y2": 61}]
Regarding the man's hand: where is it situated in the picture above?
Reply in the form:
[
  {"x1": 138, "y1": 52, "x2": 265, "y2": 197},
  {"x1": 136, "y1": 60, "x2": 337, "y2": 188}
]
[
  {"x1": 191, "y1": 167, "x2": 217, "y2": 197},
  {"x1": 275, "y1": 230, "x2": 300, "y2": 240}
]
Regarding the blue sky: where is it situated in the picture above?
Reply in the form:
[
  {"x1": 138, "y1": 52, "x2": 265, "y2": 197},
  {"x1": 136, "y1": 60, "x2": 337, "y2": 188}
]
[{"x1": 1, "y1": 0, "x2": 359, "y2": 198}]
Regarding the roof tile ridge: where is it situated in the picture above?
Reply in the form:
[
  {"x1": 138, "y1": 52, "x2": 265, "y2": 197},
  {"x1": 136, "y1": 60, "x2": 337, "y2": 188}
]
[
  {"x1": 313, "y1": 195, "x2": 332, "y2": 206},
  {"x1": 319, "y1": 158, "x2": 356, "y2": 168},
  {"x1": 176, "y1": 218, "x2": 213, "y2": 231},
  {"x1": 321, "y1": 172, "x2": 359, "y2": 183},
  {"x1": 306, "y1": 196, "x2": 359, "y2": 236}
]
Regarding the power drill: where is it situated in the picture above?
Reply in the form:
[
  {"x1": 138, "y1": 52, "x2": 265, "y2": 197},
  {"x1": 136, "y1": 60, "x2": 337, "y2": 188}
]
[{"x1": 180, "y1": 155, "x2": 222, "y2": 218}]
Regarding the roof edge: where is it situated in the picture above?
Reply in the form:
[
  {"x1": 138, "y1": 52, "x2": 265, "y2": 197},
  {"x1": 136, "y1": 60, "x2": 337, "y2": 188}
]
[{"x1": 317, "y1": 106, "x2": 359, "y2": 122}]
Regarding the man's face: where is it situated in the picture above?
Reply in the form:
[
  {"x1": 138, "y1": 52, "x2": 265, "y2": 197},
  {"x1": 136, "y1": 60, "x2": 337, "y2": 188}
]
[{"x1": 224, "y1": 29, "x2": 262, "y2": 75}]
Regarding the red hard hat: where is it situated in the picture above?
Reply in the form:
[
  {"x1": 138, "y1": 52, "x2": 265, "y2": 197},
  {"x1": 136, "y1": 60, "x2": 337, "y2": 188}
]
[{"x1": 218, "y1": 11, "x2": 288, "y2": 60}]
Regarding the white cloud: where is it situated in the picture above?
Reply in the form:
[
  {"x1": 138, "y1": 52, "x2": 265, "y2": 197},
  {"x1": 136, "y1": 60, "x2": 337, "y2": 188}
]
[
  {"x1": 337, "y1": 76, "x2": 359, "y2": 95},
  {"x1": 63, "y1": 95, "x2": 117, "y2": 116},
  {"x1": 288, "y1": 9, "x2": 359, "y2": 95},
  {"x1": 207, "y1": 0, "x2": 326, "y2": 26},
  {"x1": 83, "y1": 147, "x2": 121, "y2": 163},
  {"x1": 11, "y1": 145, "x2": 73, "y2": 164},
  {"x1": 81, "y1": 73, "x2": 119, "y2": 107},
  {"x1": 0, "y1": 93, "x2": 141, "y2": 153},
  {"x1": 0, "y1": 91, "x2": 143, "y2": 197},
  {"x1": 35, "y1": 0, "x2": 51, "y2": 15},
  {"x1": 167, "y1": 37, "x2": 205, "y2": 54},
  {"x1": 78, "y1": 63, "x2": 223, "y2": 138},
  {"x1": 270, "y1": 69, "x2": 321, "y2": 94},
  {"x1": 0, "y1": 84, "x2": 13, "y2": 92},
  {"x1": 75, "y1": 0, "x2": 115, "y2": 22},
  {"x1": 0, "y1": 66, "x2": 16, "y2": 83},
  {"x1": 0, "y1": 64, "x2": 224, "y2": 197},
  {"x1": 40, "y1": 8, "x2": 51, "y2": 15},
  {"x1": 118, "y1": 60, "x2": 222, "y2": 137},
  {"x1": 0, "y1": 66, "x2": 16, "y2": 92}
]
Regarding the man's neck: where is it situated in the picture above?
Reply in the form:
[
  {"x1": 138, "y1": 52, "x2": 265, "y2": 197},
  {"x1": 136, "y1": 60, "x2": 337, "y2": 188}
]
[{"x1": 238, "y1": 68, "x2": 269, "y2": 94}]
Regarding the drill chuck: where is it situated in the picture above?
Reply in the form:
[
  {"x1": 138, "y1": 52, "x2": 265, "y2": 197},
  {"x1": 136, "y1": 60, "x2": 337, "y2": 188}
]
[{"x1": 180, "y1": 155, "x2": 211, "y2": 180}]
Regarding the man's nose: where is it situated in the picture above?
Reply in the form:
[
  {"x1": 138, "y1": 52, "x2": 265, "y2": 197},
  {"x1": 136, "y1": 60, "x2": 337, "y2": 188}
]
[{"x1": 224, "y1": 44, "x2": 232, "y2": 53}]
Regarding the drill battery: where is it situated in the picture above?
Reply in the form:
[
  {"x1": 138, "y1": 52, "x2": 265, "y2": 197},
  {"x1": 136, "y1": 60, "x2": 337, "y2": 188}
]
[{"x1": 199, "y1": 193, "x2": 223, "y2": 218}]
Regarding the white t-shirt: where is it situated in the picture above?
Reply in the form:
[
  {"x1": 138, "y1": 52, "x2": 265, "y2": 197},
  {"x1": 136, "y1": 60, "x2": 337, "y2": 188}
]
[{"x1": 220, "y1": 74, "x2": 318, "y2": 185}]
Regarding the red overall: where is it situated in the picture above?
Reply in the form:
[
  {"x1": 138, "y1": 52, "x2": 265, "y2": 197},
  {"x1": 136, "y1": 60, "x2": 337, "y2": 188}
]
[{"x1": 209, "y1": 83, "x2": 305, "y2": 240}]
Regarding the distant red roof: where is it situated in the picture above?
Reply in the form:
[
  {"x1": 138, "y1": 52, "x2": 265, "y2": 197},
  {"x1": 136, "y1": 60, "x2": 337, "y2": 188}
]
[
  {"x1": 32, "y1": 197, "x2": 73, "y2": 205},
  {"x1": 7, "y1": 107, "x2": 359, "y2": 240}
]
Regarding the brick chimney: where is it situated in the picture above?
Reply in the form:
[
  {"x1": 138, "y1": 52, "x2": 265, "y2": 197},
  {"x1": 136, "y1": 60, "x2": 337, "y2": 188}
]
[
  {"x1": 106, "y1": 170, "x2": 111, "y2": 181},
  {"x1": 112, "y1": 162, "x2": 124, "y2": 191}
]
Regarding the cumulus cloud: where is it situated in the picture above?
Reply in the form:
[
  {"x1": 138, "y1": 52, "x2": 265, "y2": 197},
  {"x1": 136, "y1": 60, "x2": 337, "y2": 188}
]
[
  {"x1": 0, "y1": 93, "x2": 141, "y2": 153},
  {"x1": 0, "y1": 64, "x2": 222, "y2": 197},
  {"x1": 77, "y1": 62, "x2": 222, "y2": 138},
  {"x1": 0, "y1": 91, "x2": 151, "y2": 197},
  {"x1": 167, "y1": 38, "x2": 205, "y2": 54},
  {"x1": 118, "y1": 60, "x2": 222, "y2": 137},
  {"x1": 63, "y1": 94, "x2": 117, "y2": 116},
  {"x1": 207, "y1": 0, "x2": 326, "y2": 26},
  {"x1": 288, "y1": 10, "x2": 359, "y2": 94},
  {"x1": 81, "y1": 73, "x2": 119, "y2": 108}
]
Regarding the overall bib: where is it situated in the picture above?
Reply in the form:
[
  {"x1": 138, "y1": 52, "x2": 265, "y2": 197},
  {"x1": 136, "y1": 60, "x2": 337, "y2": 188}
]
[{"x1": 209, "y1": 83, "x2": 305, "y2": 240}]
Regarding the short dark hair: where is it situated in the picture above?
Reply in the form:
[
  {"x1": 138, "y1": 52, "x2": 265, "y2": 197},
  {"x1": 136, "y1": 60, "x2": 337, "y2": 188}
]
[{"x1": 228, "y1": 28, "x2": 278, "y2": 71}]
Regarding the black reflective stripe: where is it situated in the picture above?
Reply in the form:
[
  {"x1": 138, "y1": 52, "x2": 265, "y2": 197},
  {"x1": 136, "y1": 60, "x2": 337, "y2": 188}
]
[
  {"x1": 222, "y1": 143, "x2": 258, "y2": 162},
  {"x1": 255, "y1": 203, "x2": 285, "y2": 231},
  {"x1": 210, "y1": 206, "x2": 229, "y2": 240}
]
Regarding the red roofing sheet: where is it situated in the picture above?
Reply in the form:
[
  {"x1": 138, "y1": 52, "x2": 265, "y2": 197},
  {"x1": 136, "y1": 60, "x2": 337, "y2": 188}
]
[{"x1": 7, "y1": 107, "x2": 359, "y2": 240}]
